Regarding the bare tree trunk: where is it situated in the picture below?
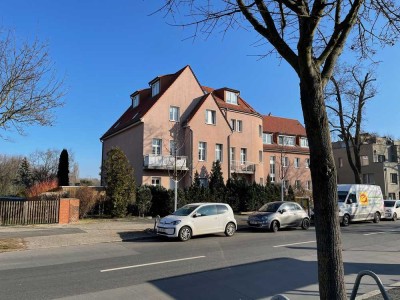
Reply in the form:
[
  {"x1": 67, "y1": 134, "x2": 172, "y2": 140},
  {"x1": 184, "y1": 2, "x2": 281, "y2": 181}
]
[{"x1": 300, "y1": 79, "x2": 346, "y2": 299}]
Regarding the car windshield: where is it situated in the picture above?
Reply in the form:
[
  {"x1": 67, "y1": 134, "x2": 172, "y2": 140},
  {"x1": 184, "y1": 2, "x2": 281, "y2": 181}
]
[
  {"x1": 258, "y1": 202, "x2": 282, "y2": 213},
  {"x1": 384, "y1": 200, "x2": 395, "y2": 207},
  {"x1": 172, "y1": 205, "x2": 199, "y2": 216},
  {"x1": 338, "y1": 191, "x2": 348, "y2": 202}
]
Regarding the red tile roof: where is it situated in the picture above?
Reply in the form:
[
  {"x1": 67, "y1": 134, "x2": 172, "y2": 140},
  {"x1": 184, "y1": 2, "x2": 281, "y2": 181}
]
[
  {"x1": 263, "y1": 115, "x2": 306, "y2": 136},
  {"x1": 101, "y1": 66, "x2": 189, "y2": 140},
  {"x1": 202, "y1": 86, "x2": 260, "y2": 115}
]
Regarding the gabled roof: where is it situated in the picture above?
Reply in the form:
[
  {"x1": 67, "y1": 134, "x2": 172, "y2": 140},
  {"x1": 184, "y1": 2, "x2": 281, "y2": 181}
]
[
  {"x1": 202, "y1": 86, "x2": 260, "y2": 116},
  {"x1": 263, "y1": 115, "x2": 307, "y2": 136},
  {"x1": 101, "y1": 65, "x2": 189, "y2": 140}
]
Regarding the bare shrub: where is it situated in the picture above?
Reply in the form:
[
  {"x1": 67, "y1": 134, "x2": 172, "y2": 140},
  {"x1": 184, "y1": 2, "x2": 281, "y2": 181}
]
[{"x1": 76, "y1": 186, "x2": 104, "y2": 218}]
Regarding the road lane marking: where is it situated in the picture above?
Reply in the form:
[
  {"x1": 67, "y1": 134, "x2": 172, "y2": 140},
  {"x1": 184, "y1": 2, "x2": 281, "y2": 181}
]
[
  {"x1": 273, "y1": 240, "x2": 316, "y2": 248},
  {"x1": 363, "y1": 232, "x2": 385, "y2": 236},
  {"x1": 100, "y1": 256, "x2": 206, "y2": 273}
]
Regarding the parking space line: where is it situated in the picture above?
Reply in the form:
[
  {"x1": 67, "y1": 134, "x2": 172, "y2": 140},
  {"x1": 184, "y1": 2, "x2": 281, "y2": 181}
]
[
  {"x1": 100, "y1": 256, "x2": 206, "y2": 273},
  {"x1": 363, "y1": 232, "x2": 386, "y2": 236},
  {"x1": 273, "y1": 240, "x2": 316, "y2": 248}
]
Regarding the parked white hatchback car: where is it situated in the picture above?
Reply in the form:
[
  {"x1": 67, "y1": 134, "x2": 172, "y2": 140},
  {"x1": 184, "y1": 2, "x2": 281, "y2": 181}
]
[
  {"x1": 384, "y1": 200, "x2": 400, "y2": 221},
  {"x1": 156, "y1": 203, "x2": 237, "y2": 241}
]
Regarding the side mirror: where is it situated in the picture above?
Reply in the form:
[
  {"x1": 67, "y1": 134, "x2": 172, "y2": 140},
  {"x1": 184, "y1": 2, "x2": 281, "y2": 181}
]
[
  {"x1": 280, "y1": 209, "x2": 286, "y2": 214},
  {"x1": 193, "y1": 212, "x2": 201, "y2": 218}
]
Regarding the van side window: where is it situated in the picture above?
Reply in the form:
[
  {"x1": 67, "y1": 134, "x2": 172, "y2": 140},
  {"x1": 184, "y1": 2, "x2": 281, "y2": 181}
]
[{"x1": 347, "y1": 193, "x2": 357, "y2": 204}]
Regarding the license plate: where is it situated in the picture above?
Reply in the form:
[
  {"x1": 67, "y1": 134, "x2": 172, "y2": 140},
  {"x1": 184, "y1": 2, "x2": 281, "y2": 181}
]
[
  {"x1": 158, "y1": 227, "x2": 166, "y2": 233},
  {"x1": 249, "y1": 221, "x2": 259, "y2": 225}
]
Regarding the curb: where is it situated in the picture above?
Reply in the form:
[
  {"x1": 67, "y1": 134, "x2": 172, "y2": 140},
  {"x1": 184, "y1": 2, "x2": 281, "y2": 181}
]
[{"x1": 355, "y1": 281, "x2": 400, "y2": 299}]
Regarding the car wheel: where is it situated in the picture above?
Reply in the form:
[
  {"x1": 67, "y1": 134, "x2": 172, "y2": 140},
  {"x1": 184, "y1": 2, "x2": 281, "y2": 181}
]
[
  {"x1": 341, "y1": 214, "x2": 350, "y2": 227},
  {"x1": 178, "y1": 226, "x2": 192, "y2": 241},
  {"x1": 373, "y1": 212, "x2": 380, "y2": 223},
  {"x1": 224, "y1": 222, "x2": 236, "y2": 237},
  {"x1": 270, "y1": 220, "x2": 279, "y2": 232},
  {"x1": 393, "y1": 213, "x2": 397, "y2": 221},
  {"x1": 301, "y1": 218, "x2": 310, "y2": 230}
]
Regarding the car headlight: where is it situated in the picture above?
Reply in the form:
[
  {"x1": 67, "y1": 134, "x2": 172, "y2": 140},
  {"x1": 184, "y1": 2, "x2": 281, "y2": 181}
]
[{"x1": 171, "y1": 220, "x2": 181, "y2": 225}]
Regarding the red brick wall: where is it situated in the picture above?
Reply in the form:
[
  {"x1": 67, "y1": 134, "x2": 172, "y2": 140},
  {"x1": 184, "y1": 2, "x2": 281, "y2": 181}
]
[{"x1": 59, "y1": 198, "x2": 80, "y2": 224}]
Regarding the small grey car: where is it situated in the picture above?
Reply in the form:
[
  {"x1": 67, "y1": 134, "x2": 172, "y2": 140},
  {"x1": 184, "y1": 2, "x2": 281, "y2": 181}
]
[{"x1": 247, "y1": 201, "x2": 310, "y2": 232}]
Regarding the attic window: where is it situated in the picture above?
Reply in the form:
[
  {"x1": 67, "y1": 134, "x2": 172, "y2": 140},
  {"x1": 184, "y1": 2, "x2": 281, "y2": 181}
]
[
  {"x1": 226, "y1": 91, "x2": 238, "y2": 105},
  {"x1": 151, "y1": 80, "x2": 160, "y2": 97},
  {"x1": 131, "y1": 94, "x2": 139, "y2": 108}
]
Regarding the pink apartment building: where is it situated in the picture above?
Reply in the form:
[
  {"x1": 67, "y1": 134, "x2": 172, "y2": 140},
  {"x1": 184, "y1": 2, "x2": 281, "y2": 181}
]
[
  {"x1": 100, "y1": 66, "x2": 310, "y2": 192},
  {"x1": 262, "y1": 115, "x2": 312, "y2": 193}
]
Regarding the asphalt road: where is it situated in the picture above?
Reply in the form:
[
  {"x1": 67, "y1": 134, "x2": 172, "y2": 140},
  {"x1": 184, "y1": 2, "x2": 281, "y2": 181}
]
[{"x1": 1, "y1": 220, "x2": 399, "y2": 300}]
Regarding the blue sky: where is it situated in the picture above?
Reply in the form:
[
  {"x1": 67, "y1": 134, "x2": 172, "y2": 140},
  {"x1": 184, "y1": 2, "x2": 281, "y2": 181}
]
[{"x1": 1, "y1": 1, "x2": 400, "y2": 179}]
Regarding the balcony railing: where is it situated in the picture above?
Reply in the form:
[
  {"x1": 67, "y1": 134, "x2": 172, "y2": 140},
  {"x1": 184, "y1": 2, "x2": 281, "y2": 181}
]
[
  {"x1": 230, "y1": 160, "x2": 255, "y2": 174},
  {"x1": 143, "y1": 155, "x2": 188, "y2": 170}
]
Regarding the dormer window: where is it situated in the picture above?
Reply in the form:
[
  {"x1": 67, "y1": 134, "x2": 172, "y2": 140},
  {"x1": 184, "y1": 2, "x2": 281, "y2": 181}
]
[
  {"x1": 278, "y1": 135, "x2": 295, "y2": 146},
  {"x1": 300, "y1": 137, "x2": 309, "y2": 147},
  {"x1": 226, "y1": 91, "x2": 238, "y2": 105},
  {"x1": 151, "y1": 80, "x2": 160, "y2": 97},
  {"x1": 131, "y1": 94, "x2": 139, "y2": 108}
]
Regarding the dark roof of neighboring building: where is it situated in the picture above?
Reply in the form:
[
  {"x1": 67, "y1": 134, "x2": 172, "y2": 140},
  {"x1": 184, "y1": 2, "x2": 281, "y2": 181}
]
[
  {"x1": 202, "y1": 86, "x2": 261, "y2": 116},
  {"x1": 101, "y1": 65, "x2": 189, "y2": 140},
  {"x1": 263, "y1": 115, "x2": 307, "y2": 136}
]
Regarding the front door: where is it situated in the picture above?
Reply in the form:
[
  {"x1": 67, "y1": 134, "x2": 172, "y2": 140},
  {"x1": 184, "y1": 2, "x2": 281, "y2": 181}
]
[{"x1": 192, "y1": 205, "x2": 219, "y2": 235}]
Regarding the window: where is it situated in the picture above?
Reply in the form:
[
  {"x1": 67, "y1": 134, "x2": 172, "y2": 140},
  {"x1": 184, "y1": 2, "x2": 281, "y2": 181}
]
[
  {"x1": 263, "y1": 133, "x2": 273, "y2": 144},
  {"x1": 360, "y1": 155, "x2": 369, "y2": 166},
  {"x1": 295, "y1": 180, "x2": 301, "y2": 190},
  {"x1": 338, "y1": 157, "x2": 343, "y2": 168},
  {"x1": 151, "y1": 80, "x2": 160, "y2": 97},
  {"x1": 391, "y1": 173, "x2": 398, "y2": 184},
  {"x1": 230, "y1": 119, "x2": 236, "y2": 131},
  {"x1": 305, "y1": 158, "x2": 310, "y2": 168},
  {"x1": 169, "y1": 106, "x2": 180, "y2": 122},
  {"x1": 306, "y1": 180, "x2": 312, "y2": 190},
  {"x1": 293, "y1": 158, "x2": 300, "y2": 168},
  {"x1": 270, "y1": 156, "x2": 276, "y2": 175},
  {"x1": 259, "y1": 125, "x2": 262, "y2": 137},
  {"x1": 198, "y1": 142, "x2": 207, "y2": 161},
  {"x1": 363, "y1": 173, "x2": 375, "y2": 184},
  {"x1": 240, "y1": 148, "x2": 247, "y2": 164},
  {"x1": 237, "y1": 120, "x2": 243, "y2": 132},
  {"x1": 226, "y1": 91, "x2": 238, "y2": 104},
  {"x1": 169, "y1": 140, "x2": 176, "y2": 156},
  {"x1": 152, "y1": 138, "x2": 162, "y2": 155},
  {"x1": 283, "y1": 180, "x2": 289, "y2": 189},
  {"x1": 199, "y1": 177, "x2": 208, "y2": 187},
  {"x1": 215, "y1": 144, "x2": 223, "y2": 162},
  {"x1": 388, "y1": 193, "x2": 396, "y2": 200},
  {"x1": 151, "y1": 177, "x2": 161, "y2": 186},
  {"x1": 197, "y1": 205, "x2": 217, "y2": 216},
  {"x1": 300, "y1": 137, "x2": 309, "y2": 147},
  {"x1": 278, "y1": 135, "x2": 295, "y2": 146},
  {"x1": 374, "y1": 154, "x2": 385, "y2": 163},
  {"x1": 230, "y1": 147, "x2": 235, "y2": 161},
  {"x1": 282, "y1": 156, "x2": 289, "y2": 167},
  {"x1": 206, "y1": 110, "x2": 216, "y2": 125},
  {"x1": 132, "y1": 94, "x2": 139, "y2": 108},
  {"x1": 259, "y1": 150, "x2": 263, "y2": 163}
]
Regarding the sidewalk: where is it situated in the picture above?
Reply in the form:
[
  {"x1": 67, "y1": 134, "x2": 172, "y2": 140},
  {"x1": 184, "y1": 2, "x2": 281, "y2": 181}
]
[{"x1": 0, "y1": 217, "x2": 157, "y2": 250}]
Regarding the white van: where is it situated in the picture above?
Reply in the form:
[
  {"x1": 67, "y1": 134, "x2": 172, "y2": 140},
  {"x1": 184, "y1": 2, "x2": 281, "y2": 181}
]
[{"x1": 337, "y1": 184, "x2": 384, "y2": 226}]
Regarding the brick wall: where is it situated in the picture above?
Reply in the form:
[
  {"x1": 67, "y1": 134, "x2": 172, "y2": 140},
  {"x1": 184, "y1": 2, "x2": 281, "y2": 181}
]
[{"x1": 59, "y1": 198, "x2": 80, "y2": 224}]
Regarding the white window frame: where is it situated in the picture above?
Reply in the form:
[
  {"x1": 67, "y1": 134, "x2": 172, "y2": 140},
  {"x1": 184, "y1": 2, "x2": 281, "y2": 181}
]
[
  {"x1": 305, "y1": 158, "x2": 310, "y2": 168},
  {"x1": 270, "y1": 156, "x2": 276, "y2": 175},
  {"x1": 152, "y1": 177, "x2": 161, "y2": 186},
  {"x1": 240, "y1": 148, "x2": 247, "y2": 164},
  {"x1": 151, "y1": 80, "x2": 160, "y2": 97},
  {"x1": 360, "y1": 155, "x2": 369, "y2": 166},
  {"x1": 199, "y1": 142, "x2": 207, "y2": 161},
  {"x1": 205, "y1": 110, "x2": 216, "y2": 125},
  {"x1": 282, "y1": 156, "x2": 289, "y2": 168},
  {"x1": 152, "y1": 138, "x2": 162, "y2": 155},
  {"x1": 236, "y1": 120, "x2": 243, "y2": 132},
  {"x1": 295, "y1": 180, "x2": 301, "y2": 190},
  {"x1": 230, "y1": 147, "x2": 235, "y2": 162},
  {"x1": 215, "y1": 144, "x2": 223, "y2": 162},
  {"x1": 226, "y1": 91, "x2": 238, "y2": 104},
  {"x1": 294, "y1": 157, "x2": 300, "y2": 168},
  {"x1": 263, "y1": 133, "x2": 272, "y2": 144},
  {"x1": 300, "y1": 137, "x2": 309, "y2": 147},
  {"x1": 169, "y1": 140, "x2": 176, "y2": 156},
  {"x1": 278, "y1": 135, "x2": 295, "y2": 146},
  {"x1": 306, "y1": 180, "x2": 312, "y2": 190},
  {"x1": 169, "y1": 106, "x2": 180, "y2": 122},
  {"x1": 132, "y1": 94, "x2": 139, "y2": 108}
]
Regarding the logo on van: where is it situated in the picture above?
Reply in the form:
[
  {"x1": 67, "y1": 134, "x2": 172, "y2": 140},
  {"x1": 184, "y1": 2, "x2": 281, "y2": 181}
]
[{"x1": 359, "y1": 192, "x2": 368, "y2": 206}]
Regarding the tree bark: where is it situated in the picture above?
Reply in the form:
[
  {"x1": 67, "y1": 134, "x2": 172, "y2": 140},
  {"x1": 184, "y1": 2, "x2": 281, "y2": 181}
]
[{"x1": 300, "y1": 76, "x2": 346, "y2": 299}]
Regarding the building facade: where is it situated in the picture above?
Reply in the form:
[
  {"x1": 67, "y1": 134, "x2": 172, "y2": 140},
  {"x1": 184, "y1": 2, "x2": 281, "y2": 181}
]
[
  {"x1": 100, "y1": 66, "x2": 265, "y2": 189},
  {"x1": 333, "y1": 134, "x2": 400, "y2": 199},
  {"x1": 262, "y1": 115, "x2": 312, "y2": 194}
]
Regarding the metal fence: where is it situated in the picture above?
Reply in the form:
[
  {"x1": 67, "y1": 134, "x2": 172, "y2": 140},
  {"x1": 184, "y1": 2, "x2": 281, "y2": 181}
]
[{"x1": 0, "y1": 198, "x2": 59, "y2": 226}]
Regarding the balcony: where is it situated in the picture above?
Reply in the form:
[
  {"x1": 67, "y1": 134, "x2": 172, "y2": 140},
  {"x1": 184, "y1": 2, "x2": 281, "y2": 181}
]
[
  {"x1": 230, "y1": 160, "x2": 255, "y2": 174},
  {"x1": 143, "y1": 155, "x2": 188, "y2": 170}
]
